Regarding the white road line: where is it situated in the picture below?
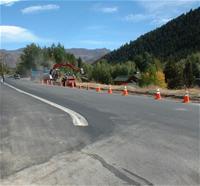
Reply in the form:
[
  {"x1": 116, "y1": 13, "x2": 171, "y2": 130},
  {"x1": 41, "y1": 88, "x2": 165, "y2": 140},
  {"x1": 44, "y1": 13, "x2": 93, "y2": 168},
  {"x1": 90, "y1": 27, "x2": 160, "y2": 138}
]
[
  {"x1": 174, "y1": 108, "x2": 188, "y2": 111},
  {"x1": 4, "y1": 82, "x2": 88, "y2": 127}
]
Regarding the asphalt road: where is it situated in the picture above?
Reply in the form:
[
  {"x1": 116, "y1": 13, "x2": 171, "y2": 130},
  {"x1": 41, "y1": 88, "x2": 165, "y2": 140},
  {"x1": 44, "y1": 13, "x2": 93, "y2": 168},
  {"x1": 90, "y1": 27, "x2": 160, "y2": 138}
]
[{"x1": 1, "y1": 78, "x2": 199, "y2": 185}]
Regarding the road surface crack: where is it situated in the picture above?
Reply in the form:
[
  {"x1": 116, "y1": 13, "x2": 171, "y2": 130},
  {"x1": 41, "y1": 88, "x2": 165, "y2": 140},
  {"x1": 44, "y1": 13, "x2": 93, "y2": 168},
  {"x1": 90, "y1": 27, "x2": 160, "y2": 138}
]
[
  {"x1": 122, "y1": 168, "x2": 153, "y2": 186},
  {"x1": 86, "y1": 153, "x2": 153, "y2": 186}
]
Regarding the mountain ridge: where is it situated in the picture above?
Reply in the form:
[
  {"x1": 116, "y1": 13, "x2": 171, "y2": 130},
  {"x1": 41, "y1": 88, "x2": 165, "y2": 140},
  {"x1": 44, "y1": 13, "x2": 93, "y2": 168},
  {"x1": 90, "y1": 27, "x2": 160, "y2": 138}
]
[
  {"x1": 101, "y1": 7, "x2": 200, "y2": 63},
  {"x1": 0, "y1": 48, "x2": 110, "y2": 67}
]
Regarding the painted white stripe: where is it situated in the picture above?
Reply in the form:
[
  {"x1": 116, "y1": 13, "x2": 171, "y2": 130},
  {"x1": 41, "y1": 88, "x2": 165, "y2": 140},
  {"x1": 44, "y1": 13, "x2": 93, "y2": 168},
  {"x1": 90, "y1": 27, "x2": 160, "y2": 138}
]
[
  {"x1": 174, "y1": 108, "x2": 188, "y2": 111},
  {"x1": 4, "y1": 82, "x2": 88, "y2": 127}
]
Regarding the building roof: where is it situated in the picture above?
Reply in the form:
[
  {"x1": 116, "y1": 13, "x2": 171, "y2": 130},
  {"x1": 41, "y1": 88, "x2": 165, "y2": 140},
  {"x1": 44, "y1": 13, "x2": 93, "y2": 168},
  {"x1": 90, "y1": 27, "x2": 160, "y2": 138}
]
[
  {"x1": 114, "y1": 75, "x2": 129, "y2": 82},
  {"x1": 114, "y1": 74, "x2": 141, "y2": 82}
]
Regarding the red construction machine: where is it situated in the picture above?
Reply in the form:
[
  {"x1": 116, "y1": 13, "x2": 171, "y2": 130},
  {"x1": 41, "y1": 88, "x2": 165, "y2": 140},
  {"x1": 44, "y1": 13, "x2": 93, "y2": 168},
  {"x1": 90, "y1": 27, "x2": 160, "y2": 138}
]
[{"x1": 49, "y1": 63, "x2": 84, "y2": 87}]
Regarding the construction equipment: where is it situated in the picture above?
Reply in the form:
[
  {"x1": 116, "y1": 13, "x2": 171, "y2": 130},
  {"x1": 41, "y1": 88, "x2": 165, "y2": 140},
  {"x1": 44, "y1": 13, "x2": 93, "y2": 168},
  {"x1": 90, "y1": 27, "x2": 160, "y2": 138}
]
[{"x1": 49, "y1": 63, "x2": 84, "y2": 87}]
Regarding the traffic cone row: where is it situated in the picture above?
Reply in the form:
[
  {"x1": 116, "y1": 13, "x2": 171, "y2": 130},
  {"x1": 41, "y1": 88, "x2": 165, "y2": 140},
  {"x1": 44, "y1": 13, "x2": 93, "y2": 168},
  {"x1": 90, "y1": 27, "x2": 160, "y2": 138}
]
[
  {"x1": 44, "y1": 80, "x2": 191, "y2": 103},
  {"x1": 154, "y1": 89, "x2": 190, "y2": 103}
]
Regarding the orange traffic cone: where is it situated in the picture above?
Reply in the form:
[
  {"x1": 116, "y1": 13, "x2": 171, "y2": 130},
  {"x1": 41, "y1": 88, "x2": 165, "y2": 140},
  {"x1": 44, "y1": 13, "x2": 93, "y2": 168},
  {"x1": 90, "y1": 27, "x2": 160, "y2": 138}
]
[
  {"x1": 183, "y1": 91, "x2": 190, "y2": 103},
  {"x1": 96, "y1": 84, "x2": 101, "y2": 92},
  {"x1": 122, "y1": 86, "x2": 128, "y2": 96},
  {"x1": 155, "y1": 88, "x2": 161, "y2": 100},
  {"x1": 108, "y1": 85, "x2": 113, "y2": 94}
]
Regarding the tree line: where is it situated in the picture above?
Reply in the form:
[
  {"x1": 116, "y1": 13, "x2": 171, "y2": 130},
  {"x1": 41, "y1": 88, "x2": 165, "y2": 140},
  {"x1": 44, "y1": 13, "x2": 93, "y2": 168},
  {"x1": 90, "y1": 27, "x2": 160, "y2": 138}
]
[
  {"x1": 82, "y1": 53, "x2": 167, "y2": 88},
  {"x1": 16, "y1": 43, "x2": 77, "y2": 76},
  {"x1": 82, "y1": 52, "x2": 200, "y2": 89},
  {"x1": 16, "y1": 43, "x2": 200, "y2": 89},
  {"x1": 164, "y1": 53, "x2": 200, "y2": 88}
]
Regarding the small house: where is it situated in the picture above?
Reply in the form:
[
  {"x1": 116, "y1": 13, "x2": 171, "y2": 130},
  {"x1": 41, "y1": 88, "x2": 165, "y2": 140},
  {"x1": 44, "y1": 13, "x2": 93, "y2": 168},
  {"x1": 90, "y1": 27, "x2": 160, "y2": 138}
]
[{"x1": 114, "y1": 74, "x2": 140, "y2": 85}]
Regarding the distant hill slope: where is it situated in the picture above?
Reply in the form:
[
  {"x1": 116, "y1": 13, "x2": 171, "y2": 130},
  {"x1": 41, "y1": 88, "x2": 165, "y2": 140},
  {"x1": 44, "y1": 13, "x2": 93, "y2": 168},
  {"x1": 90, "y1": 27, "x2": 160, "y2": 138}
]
[
  {"x1": 102, "y1": 8, "x2": 200, "y2": 63},
  {"x1": 0, "y1": 49, "x2": 23, "y2": 68},
  {"x1": 0, "y1": 48, "x2": 110, "y2": 68},
  {"x1": 66, "y1": 48, "x2": 110, "y2": 63}
]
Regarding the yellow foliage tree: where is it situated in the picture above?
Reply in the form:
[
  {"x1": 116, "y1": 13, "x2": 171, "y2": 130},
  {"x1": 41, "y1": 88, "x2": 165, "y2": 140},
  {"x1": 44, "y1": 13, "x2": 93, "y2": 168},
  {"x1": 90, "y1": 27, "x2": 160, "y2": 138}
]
[{"x1": 155, "y1": 70, "x2": 167, "y2": 88}]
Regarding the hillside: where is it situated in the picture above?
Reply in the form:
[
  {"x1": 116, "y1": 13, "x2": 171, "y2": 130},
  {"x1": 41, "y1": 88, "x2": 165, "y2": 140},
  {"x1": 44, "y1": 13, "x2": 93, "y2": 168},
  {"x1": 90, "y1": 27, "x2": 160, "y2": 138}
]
[
  {"x1": 0, "y1": 49, "x2": 23, "y2": 68},
  {"x1": 0, "y1": 48, "x2": 110, "y2": 68},
  {"x1": 66, "y1": 48, "x2": 110, "y2": 63},
  {"x1": 102, "y1": 8, "x2": 200, "y2": 63}
]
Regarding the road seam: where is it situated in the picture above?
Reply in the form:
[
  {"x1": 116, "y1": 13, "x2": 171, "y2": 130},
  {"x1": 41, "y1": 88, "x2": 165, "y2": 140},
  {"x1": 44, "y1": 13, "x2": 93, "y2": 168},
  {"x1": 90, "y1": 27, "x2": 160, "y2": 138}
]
[{"x1": 86, "y1": 153, "x2": 154, "y2": 186}]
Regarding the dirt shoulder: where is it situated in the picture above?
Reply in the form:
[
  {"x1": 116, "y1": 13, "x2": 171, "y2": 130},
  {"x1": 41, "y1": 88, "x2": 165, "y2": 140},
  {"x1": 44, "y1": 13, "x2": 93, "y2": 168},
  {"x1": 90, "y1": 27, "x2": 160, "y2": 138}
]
[{"x1": 77, "y1": 82, "x2": 200, "y2": 103}]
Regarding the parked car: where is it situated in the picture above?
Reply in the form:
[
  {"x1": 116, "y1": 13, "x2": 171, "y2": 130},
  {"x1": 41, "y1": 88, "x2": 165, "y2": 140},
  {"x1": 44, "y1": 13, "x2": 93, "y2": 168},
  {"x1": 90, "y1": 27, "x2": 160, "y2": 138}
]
[{"x1": 14, "y1": 74, "x2": 20, "y2": 79}]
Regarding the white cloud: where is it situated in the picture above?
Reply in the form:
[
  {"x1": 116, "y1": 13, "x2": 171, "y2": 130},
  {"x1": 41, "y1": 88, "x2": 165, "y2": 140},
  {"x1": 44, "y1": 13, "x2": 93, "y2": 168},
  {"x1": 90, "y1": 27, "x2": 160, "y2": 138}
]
[
  {"x1": 152, "y1": 17, "x2": 172, "y2": 25},
  {"x1": 124, "y1": 14, "x2": 150, "y2": 22},
  {"x1": 21, "y1": 4, "x2": 60, "y2": 14},
  {"x1": 0, "y1": 0, "x2": 20, "y2": 6},
  {"x1": 125, "y1": 0, "x2": 199, "y2": 26},
  {"x1": 139, "y1": 0, "x2": 199, "y2": 13},
  {"x1": 124, "y1": 13, "x2": 172, "y2": 25},
  {"x1": 101, "y1": 6, "x2": 118, "y2": 13},
  {"x1": 0, "y1": 25, "x2": 40, "y2": 43},
  {"x1": 93, "y1": 4, "x2": 118, "y2": 13}
]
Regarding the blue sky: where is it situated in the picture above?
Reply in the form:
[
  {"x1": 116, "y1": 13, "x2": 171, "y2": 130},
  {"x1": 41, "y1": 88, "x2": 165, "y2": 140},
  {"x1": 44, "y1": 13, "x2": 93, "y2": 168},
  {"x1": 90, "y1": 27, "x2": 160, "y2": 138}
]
[{"x1": 1, "y1": 0, "x2": 200, "y2": 50}]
